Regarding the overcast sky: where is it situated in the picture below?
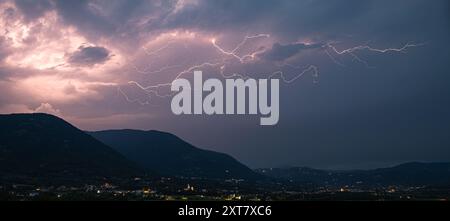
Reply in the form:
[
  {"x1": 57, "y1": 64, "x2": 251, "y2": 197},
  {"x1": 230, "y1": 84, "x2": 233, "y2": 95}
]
[{"x1": 0, "y1": 0, "x2": 449, "y2": 169}]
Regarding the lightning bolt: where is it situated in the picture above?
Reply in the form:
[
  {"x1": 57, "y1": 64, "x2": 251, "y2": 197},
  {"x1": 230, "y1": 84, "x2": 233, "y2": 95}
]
[
  {"x1": 142, "y1": 40, "x2": 175, "y2": 56},
  {"x1": 119, "y1": 34, "x2": 423, "y2": 105},
  {"x1": 122, "y1": 34, "x2": 273, "y2": 101},
  {"x1": 211, "y1": 34, "x2": 270, "y2": 63},
  {"x1": 117, "y1": 86, "x2": 150, "y2": 105},
  {"x1": 128, "y1": 62, "x2": 223, "y2": 98},
  {"x1": 325, "y1": 42, "x2": 425, "y2": 67},
  {"x1": 270, "y1": 64, "x2": 319, "y2": 84}
]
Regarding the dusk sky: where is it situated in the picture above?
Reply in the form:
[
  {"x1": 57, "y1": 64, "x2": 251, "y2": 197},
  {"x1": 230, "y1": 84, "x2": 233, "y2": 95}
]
[{"x1": 0, "y1": 0, "x2": 449, "y2": 169}]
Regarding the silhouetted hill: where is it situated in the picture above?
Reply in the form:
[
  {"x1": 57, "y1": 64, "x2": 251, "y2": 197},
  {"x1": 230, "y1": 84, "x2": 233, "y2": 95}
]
[
  {"x1": 256, "y1": 162, "x2": 450, "y2": 187},
  {"x1": 89, "y1": 129, "x2": 261, "y2": 180},
  {"x1": 363, "y1": 162, "x2": 450, "y2": 186},
  {"x1": 0, "y1": 113, "x2": 141, "y2": 182}
]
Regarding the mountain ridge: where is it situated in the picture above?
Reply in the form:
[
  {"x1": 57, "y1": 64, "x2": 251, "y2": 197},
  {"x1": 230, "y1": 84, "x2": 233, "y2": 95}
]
[
  {"x1": 256, "y1": 162, "x2": 450, "y2": 186},
  {"x1": 89, "y1": 129, "x2": 262, "y2": 180},
  {"x1": 2, "y1": 113, "x2": 449, "y2": 187},
  {"x1": 0, "y1": 113, "x2": 142, "y2": 181}
]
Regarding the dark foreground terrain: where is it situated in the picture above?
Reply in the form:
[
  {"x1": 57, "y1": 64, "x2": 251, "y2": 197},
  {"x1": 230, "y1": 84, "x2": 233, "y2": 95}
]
[{"x1": 1, "y1": 113, "x2": 449, "y2": 201}]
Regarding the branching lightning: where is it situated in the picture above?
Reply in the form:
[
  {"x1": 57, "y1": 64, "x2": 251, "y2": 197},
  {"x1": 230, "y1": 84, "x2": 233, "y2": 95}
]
[
  {"x1": 117, "y1": 86, "x2": 150, "y2": 105},
  {"x1": 211, "y1": 34, "x2": 270, "y2": 63},
  {"x1": 325, "y1": 42, "x2": 425, "y2": 68},
  {"x1": 119, "y1": 33, "x2": 423, "y2": 105}
]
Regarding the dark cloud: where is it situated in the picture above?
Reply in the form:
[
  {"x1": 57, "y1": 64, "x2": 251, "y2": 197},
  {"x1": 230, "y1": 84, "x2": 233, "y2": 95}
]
[
  {"x1": 67, "y1": 46, "x2": 111, "y2": 66},
  {"x1": 160, "y1": 0, "x2": 370, "y2": 38},
  {"x1": 52, "y1": 0, "x2": 117, "y2": 39},
  {"x1": 161, "y1": 0, "x2": 277, "y2": 30},
  {"x1": 14, "y1": 0, "x2": 53, "y2": 21},
  {"x1": 160, "y1": 0, "x2": 449, "y2": 43},
  {"x1": 50, "y1": 0, "x2": 175, "y2": 41},
  {"x1": 10, "y1": 0, "x2": 445, "y2": 44},
  {"x1": 261, "y1": 42, "x2": 324, "y2": 61}
]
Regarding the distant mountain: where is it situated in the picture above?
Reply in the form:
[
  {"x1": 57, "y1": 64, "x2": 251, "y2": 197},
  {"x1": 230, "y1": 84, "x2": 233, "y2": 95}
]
[
  {"x1": 89, "y1": 129, "x2": 261, "y2": 180},
  {"x1": 0, "y1": 113, "x2": 141, "y2": 181},
  {"x1": 361, "y1": 162, "x2": 450, "y2": 186},
  {"x1": 256, "y1": 167, "x2": 334, "y2": 185},
  {"x1": 256, "y1": 162, "x2": 450, "y2": 187}
]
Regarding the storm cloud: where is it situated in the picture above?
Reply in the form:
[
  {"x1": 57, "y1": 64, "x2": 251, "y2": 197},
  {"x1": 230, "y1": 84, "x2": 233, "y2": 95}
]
[{"x1": 68, "y1": 46, "x2": 111, "y2": 66}]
